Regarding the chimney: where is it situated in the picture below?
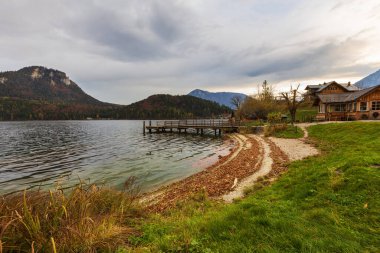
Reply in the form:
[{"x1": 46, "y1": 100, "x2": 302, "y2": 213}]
[{"x1": 347, "y1": 81, "x2": 351, "y2": 86}]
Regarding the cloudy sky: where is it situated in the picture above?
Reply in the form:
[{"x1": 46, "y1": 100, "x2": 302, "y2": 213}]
[{"x1": 1, "y1": 0, "x2": 380, "y2": 104}]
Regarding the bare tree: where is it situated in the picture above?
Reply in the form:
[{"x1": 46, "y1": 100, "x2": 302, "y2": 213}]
[
  {"x1": 281, "y1": 84, "x2": 304, "y2": 125},
  {"x1": 231, "y1": 95, "x2": 244, "y2": 109},
  {"x1": 258, "y1": 80, "x2": 274, "y2": 102}
]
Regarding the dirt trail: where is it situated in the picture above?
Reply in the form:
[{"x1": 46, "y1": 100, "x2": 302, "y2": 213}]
[
  {"x1": 222, "y1": 124, "x2": 319, "y2": 202},
  {"x1": 222, "y1": 134, "x2": 272, "y2": 202}
]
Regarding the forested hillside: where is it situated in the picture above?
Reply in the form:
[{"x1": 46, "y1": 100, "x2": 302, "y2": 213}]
[
  {"x1": 0, "y1": 67, "x2": 230, "y2": 120},
  {"x1": 123, "y1": 94, "x2": 231, "y2": 119}
]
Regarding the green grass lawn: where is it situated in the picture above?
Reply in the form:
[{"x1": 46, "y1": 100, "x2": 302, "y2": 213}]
[
  {"x1": 272, "y1": 125, "x2": 304, "y2": 138},
  {"x1": 295, "y1": 108, "x2": 318, "y2": 122},
  {"x1": 131, "y1": 122, "x2": 380, "y2": 252}
]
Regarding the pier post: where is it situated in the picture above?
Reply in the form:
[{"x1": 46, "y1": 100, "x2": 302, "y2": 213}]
[
  {"x1": 214, "y1": 129, "x2": 217, "y2": 136},
  {"x1": 218, "y1": 129, "x2": 222, "y2": 136},
  {"x1": 143, "y1": 121, "x2": 146, "y2": 135},
  {"x1": 201, "y1": 129, "x2": 204, "y2": 135}
]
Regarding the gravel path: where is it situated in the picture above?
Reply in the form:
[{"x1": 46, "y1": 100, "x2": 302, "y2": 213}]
[
  {"x1": 268, "y1": 136, "x2": 319, "y2": 161},
  {"x1": 222, "y1": 134, "x2": 272, "y2": 202}
]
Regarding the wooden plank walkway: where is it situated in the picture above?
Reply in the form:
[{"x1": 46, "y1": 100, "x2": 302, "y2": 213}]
[{"x1": 144, "y1": 119, "x2": 239, "y2": 136}]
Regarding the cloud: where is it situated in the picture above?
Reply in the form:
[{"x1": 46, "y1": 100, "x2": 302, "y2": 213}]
[
  {"x1": 244, "y1": 38, "x2": 370, "y2": 79},
  {"x1": 54, "y1": 0, "x2": 196, "y2": 61},
  {"x1": 0, "y1": 0, "x2": 379, "y2": 104}
]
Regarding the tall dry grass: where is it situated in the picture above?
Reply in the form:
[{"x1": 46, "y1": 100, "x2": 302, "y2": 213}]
[{"x1": 0, "y1": 178, "x2": 142, "y2": 252}]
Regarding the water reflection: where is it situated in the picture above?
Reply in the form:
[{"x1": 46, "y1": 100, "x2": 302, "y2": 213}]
[{"x1": 0, "y1": 121, "x2": 230, "y2": 194}]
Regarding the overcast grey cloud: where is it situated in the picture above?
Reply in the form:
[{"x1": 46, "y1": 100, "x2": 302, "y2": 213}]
[{"x1": 1, "y1": 0, "x2": 380, "y2": 104}]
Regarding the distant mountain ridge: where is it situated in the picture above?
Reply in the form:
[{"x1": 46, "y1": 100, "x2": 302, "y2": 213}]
[
  {"x1": 355, "y1": 69, "x2": 380, "y2": 89},
  {"x1": 0, "y1": 66, "x2": 230, "y2": 120},
  {"x1": 188, "y1": 89, "x2": 247, "y2": 109}
]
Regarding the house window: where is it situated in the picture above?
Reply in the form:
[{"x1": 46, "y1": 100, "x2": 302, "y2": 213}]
[
  {"x1": 372, "y1": 101, "x2": 380, "y2": 110},
  {"x1": 360, "y1": 102, "x2": 367, "y2": 111},
  {"x1": 333, "y1": 104, "x2": 346, "y2": 112}
]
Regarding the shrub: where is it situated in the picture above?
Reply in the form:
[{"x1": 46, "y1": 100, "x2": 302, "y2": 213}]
[
  {"x1": 264, "y1": 123, "x2": 288, "y2": 137},
  {"x1": 238, "y1": 97, "x2": 284, "y2": 120},
  {"x1": 0, "y1": 180, "x2": 141, "y2": 252},
  {"x1": 267, "y1": 112, "x2": 282, "y2": 125}
]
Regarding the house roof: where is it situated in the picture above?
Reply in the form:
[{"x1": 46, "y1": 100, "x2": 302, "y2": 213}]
[
  {"x1": 339, "y1": 82, "x2": 360, "y2": 91},
  {"x1": 345, "y1": 85, "x2": 379, "y2": 100},
  {"x1": 317, "y1": 93, "x2": 351, "y2": 103},
  {"x1": 317, "y1": 85, "x2": 380, "y2": 103},
  {"x1": 305, "y1": 85, "x2": 321, "y2": 90},
  {"x1": 316, "y1": 81, "x2": 359, "y2": 92}
]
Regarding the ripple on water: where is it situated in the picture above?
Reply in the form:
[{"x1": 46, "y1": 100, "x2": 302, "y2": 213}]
[{"x1": 0, "y1": 120, "x2": 229, "y2": 194}]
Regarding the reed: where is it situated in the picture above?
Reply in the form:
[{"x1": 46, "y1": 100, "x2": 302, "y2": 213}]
[{"x1": 0, "y1": 179, "x2": 142, "y2": 252}]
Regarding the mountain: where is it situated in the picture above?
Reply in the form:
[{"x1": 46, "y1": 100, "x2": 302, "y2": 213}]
[
  {"x1": 0, "y1": 66, "x2": 230, "y2": 120},
  {"x1": 0, "y1": 66, "x2": 102, "y2": 104},
  {"x1": 0, "y1": 66, "x2": 121, "y2": 120},
  {"x1": 123, "y1": 94, "x2": 231, "y2": 119},
  {"x1": 355, "y1": 69, "x2": 380, "y2": 89},
  {"x1": 188, "y1": 89, "x2": 247, "y2": 109}
]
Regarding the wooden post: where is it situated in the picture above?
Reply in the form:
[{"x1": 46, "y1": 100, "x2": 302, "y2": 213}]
[
  {"x1": 143, "y1": 121, "x2": 146, "y2": 135},
  {"x1": 219, "y1": 129, "x2": 221, "y2": 136},
  {"x1": 201, "y1": 129, "x2": 204, "y2": 135},
  {"x1": 214, "y1": 129, "x2": 217, "y2": 136}
]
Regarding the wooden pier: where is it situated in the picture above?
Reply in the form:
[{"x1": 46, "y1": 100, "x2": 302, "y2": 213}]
[{"x1": 144, "y1": 119, "x2": 239, "y2": 136}]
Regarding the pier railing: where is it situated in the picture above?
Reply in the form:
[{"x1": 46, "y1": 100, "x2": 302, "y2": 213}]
[
  {"x1": 155, "y1": 119, "x2": 239, "y2": 127},
  {"x1": 144, "y1": 118, "x2": 240, "y2": 135}
]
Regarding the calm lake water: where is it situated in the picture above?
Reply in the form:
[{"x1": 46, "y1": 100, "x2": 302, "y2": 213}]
[{"x1": 0, "y1": 121, "x2": 231, "y2": 194}]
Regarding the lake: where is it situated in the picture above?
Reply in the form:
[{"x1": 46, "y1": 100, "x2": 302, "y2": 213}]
[{"x1": 0, "y1": 120, "x2": 231, "y2": 194}]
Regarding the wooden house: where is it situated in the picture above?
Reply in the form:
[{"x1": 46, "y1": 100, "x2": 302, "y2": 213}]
[{"x1": 307, "y1": 81, "x2": 380, "y2": 121}]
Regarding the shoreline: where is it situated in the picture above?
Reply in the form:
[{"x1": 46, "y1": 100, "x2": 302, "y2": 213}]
[
  {"x1": 141, "y1": 133, "x2": 263, "y2": 212},
  {"x1": 141, "y1": 124, "x2": 322, "y2": 212}
]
